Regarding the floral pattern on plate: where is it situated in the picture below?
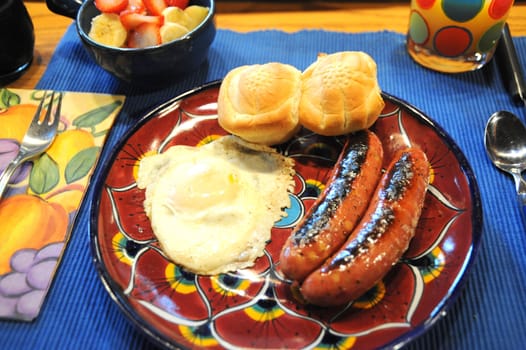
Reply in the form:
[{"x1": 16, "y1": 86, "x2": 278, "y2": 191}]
[{"x1": 90, "y1": 82, "x2": 482, "y2": 349}]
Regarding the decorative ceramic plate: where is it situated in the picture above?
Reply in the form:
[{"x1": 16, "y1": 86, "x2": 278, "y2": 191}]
[{"x1": 90, "y1": 81, "x2": 482, "y2": 349}]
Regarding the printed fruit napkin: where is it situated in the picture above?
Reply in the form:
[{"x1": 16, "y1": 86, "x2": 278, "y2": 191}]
[{"x1": 0, "y1": 88, "x2": 125, "y2": 321}]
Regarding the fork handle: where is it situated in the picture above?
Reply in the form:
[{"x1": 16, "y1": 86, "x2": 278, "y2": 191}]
[{"x1": 0, "y1": 156, "x2": 24, "y2": 200}]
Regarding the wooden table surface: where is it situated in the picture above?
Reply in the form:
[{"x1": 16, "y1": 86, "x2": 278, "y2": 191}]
[{"x1": 10, "y1": 1, "x2": 526, "y2": 89}]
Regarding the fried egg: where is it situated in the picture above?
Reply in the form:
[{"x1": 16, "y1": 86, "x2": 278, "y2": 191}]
[{"x1": 137, "y1": 135, "x2": 295, "y2": 275}]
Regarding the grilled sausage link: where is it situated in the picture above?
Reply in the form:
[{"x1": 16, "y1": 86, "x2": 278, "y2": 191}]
[
  {"x1": 300, "y1": 147, "x2": 430, "y2": 306},
  {"x1": 279, "y1": 130, "x2": 384, "y2": 282}
]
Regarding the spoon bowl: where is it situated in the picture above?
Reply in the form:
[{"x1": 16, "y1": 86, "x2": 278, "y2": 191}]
[
  {"x1": 484, "y1": 110, "x2": 526, "y2": 226},
  {"x1": 485, "y1": 110, "x2": 526, "y2": 172}
]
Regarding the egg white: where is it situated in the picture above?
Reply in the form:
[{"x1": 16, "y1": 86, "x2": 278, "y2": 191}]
[{"x1": 137, "y1": 135, "x2": 295, "y2": 275}]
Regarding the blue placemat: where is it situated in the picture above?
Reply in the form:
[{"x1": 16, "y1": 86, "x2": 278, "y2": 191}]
[{"x1": 1, "y1": 24, "x2": 525, "y2": 349}]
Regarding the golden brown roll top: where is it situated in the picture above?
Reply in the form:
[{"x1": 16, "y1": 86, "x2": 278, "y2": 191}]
[
  {"x1": 217, "y1": 62, "x2": 302, "y2": 146},
  {"x1": 217, "y1": 51, "x2": 385, "y2": 144},
  {"x1": 300, "y1": 51, "x2": 385, "y2": 136}
]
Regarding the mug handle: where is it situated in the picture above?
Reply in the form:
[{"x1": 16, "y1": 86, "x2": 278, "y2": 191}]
[{"x1": 46, "y1": 0, "x2": 83, "y2": 19}]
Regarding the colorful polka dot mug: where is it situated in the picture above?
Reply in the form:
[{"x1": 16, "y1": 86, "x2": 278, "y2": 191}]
[{"x1": 407, "y1": 0, "x2": 514, "y2": 73}]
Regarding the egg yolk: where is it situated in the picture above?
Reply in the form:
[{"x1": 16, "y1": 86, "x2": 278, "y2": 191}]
[{"x1": 170, "y1": 159, "x2": 239, "y2": 212}]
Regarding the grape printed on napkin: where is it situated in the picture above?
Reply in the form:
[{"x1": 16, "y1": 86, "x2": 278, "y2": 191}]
[{"x1": 0, "y1": 88, "x2": 125, "y2": 321}]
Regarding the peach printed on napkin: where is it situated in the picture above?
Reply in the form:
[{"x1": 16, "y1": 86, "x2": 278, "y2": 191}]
[{"x1": 0, "y1": 88, "x2": 125, "y2": 321}]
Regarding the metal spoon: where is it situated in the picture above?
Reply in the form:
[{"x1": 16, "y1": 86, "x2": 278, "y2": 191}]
[{"x1": 484, "y1": 110, "x2": 526, "y2": 226}]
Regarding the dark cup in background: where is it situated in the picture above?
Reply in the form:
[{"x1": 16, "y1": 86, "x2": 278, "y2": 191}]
[{"x1": 0, "y1": 0, "x2": 35, "y2": 86}]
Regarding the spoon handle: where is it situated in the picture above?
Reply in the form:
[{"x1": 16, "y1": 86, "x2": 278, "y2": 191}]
[
  {"x1": 514, "y1": 172, "x2": 526, "y2": 228},
  {"x1": 519, "y1": 193, "x2": 526, "y2": 230}
]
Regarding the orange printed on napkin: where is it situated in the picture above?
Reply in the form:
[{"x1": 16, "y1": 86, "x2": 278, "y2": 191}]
[{"x1": 0, "y1": 88, "x2": 125, "y2": 321}]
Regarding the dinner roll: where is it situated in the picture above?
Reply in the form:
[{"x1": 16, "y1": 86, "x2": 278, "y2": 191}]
[
  {"x1": 299, "y1": 51, "x2": 385, "y2": 136},
  {"x1": 217, "y1": 62, "x2": 302, "y2": 145}
]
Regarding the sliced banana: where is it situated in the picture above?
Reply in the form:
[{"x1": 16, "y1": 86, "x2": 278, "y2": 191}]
[
  {"x1": 160, "y1": 22, "x2": 190, "y2": 44},
  {"x1": 88, "y1": 13, "x2": 127, "y2": 48},
  {"x1": 162, "y1": 6, "x2": 190, "y2": 26},
  {"x1": 184, "y1": 6, "x2": 209, "y2": 30},
  {"x1": 162, "y1": 6, "x2": 209, "y2": 32}
]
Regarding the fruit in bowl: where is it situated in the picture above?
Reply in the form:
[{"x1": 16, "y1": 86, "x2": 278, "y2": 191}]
[
  {"x1": 89, "y1": 0, "x2": 210, "y2": 48},
  {"x1": 45, "y1": 0, "x2": 216, "y2": 85}
]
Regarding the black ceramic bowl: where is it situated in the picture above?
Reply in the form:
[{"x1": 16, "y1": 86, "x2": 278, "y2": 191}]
[{"x1": 46, "y1": 0, "x2": 216, "y2": 85}]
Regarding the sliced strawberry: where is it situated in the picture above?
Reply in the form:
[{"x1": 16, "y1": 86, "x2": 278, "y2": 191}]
[
  {"x1": 94, "y1": 0, "x2": 129, "y2": 13},
  {"x1": 166, "y1": 0, "x2": 189, "y2": 9},
  {"x1": 128, "y1": 23, "x2": 162, "y2": 48},
  {"x1": 125, "y1": 0, "x2": 146, "y2": 14},
  {"x1": 143, "y1": 0, "x2": 167, "y2": 16},
  {"x1": 120, "y1": 12, "x2": 163, "y2": 30}
]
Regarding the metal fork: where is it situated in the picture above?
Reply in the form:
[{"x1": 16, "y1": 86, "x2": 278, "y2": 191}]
[{"x1": 0, "y1": 90, "x2": 62, "y2": 200}]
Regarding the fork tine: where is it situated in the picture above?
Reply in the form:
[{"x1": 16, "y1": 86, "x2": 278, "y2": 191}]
[
  {"x1": 52, "y1": 92, "x2": 63, "y2": 128},
  {"x1": 31, "y1": 90, "x2": 49, "y2": 126},
  {"x1": 38, "y1": 91, "x2": 62, "y2": 127},
  {"x1": 42, "y1": 91, "x2": 55, "y2": 126}
]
